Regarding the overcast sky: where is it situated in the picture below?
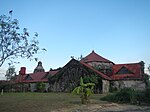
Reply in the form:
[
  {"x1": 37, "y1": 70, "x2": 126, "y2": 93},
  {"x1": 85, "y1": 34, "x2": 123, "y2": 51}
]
[{"x1": 0, "y1": 0, "x2": 150, "y2": 79}]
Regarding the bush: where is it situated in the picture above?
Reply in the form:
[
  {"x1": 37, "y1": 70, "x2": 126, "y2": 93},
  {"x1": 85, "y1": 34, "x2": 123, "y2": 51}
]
[
  {"x1": 144, "y1": 89, "x2": 150, "y2": 103},
  {"x1": 36, "y1": 82, "x2": 46, "y2": 92},
  {"x1": 109, "y1": 86, "x2": 118, "y2": 93},
  {"x1": 101, "y1": 93, "x2": 117, "y2": 102},
  {"x1": 115, "y1": 87, "x2": 135, "y2": 103},
  {"x1": 101, "y1": 87, "x2": 150, "y2": 105}
]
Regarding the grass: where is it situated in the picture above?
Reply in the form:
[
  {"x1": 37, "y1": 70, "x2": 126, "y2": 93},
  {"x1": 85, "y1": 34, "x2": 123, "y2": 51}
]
[{"x1": 0, "y1": 92, "x2": 105, "y2": 112}]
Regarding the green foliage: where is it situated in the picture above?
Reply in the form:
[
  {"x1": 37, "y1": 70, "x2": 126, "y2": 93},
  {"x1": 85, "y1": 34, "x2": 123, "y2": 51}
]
[
  {"x1": 5, "y1": 65, "x2": 16, "y2": 80},
  {"x1": 109, "y1": 86, "x2": 118, "y2": 93},
  {"x1": 83, "y1": 74, "x2": 98, "y2": 84},
  {"x1": 102, "y1": 87, "x2": 135, "y2": 103},
  {"x1": 115, "y1": 88, "x2": 135, "y2": 103},
  {"x1": 93, "y1": 64, "x2": 112, "y2": 75},
  {"x1": 101, "y1": 87, "x2": 150, "y2": 104},
  {"x1": 143, "y1": 73, "x2": 150, "y2": 103},
  {"x1": 36, "y1": 82, "x2": 46, "y2": 92},
  {"x1": 148, "y1": 64, "x2": 150, "y2": 73},
  {"x1": 72, "y1": 77, "x2": 95, "y2": 104},
  {"x1": 143, "y1": 74, "x2": 149, "y2": 87}
]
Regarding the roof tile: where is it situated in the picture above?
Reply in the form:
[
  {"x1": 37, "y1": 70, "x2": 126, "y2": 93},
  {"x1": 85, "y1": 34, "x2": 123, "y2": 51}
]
[
  {"x1": 111, "y1": 63, "x2": 142, "y2": 80},
  {"x1": 81, "y1": 50, "x2": 113, "y2": 63}
]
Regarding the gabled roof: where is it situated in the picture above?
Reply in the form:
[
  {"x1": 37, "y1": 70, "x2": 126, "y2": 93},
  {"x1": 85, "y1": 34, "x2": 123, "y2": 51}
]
[
  {"x1": 116, "y1": 66, "x2": 134, "y2": 74},
  {"x1": 51, "y1": 59, "x2": 111, "y2": 81},
  {"x1": 16, "y1": 70, "x2": 59, "y2": 83},
  {"x1": 49, "y1": 70, "x2": 59, "y2": 76},
  {"x1": 81, "y1": 50, "x2": 114, "y2": 64},
  {"x1": 111, "y1": 63, "x2": 142, "y2": 80}
]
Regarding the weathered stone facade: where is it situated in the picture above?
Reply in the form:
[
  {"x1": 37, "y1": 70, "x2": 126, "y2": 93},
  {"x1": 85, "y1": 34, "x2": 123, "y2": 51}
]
[
  {"x1": 87, "y1": 62, "x2": 113, "y2": 68},
  {"x1": 48, "y1": 59, "x2": 111, "y2": 93},
  {"x1": 110, "y1": 80, "x2": 145, "y2": 91},
  {"x1": 30, "y1": 83, "x2": 36, "y2": 92},
  {"x1": 102, "y1": 80, "x2": 110, "y2": 93}
]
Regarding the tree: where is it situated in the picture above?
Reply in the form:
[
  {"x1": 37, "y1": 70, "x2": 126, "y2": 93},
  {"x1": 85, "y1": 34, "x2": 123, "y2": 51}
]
[
  {"x1": 72, "y1": 77, "x2": 95, "y2": 104},
  {"x1": 0, "y1": 11, "x2": 46, "y2": 67},
  {"x1": 148, "y1": 64, "x2": 150, "y2": 74},
  {"x1": 36, "y1": 82, "x2": 46, "y2": 92},
  {"x1": 5, "y1": 65, "x2": 16, "y2": 80},
  {"x1": 71, "y1": 54, "x2": 83, "y2": 61}
]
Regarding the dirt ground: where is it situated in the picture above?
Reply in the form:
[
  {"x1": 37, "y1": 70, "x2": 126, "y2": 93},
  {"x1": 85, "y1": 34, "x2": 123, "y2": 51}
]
[
  {"x1": 52, "y1": 101, "x2": 150, "y2": 112},
  {"x1": 70, "y1": 103, "x2": 150, "y2": 112}
]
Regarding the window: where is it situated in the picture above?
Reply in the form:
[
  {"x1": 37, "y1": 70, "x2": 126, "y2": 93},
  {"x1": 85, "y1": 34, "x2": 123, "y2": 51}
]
[
  {"x1": 25, "y1": 74, "x2": 33, "y2": 80},
  {"x1": 116, "y1": 66, "x2": 133, "y2": 75}
]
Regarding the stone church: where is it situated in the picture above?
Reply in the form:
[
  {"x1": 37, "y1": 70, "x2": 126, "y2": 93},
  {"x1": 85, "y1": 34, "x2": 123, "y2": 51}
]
[{"x1": 16, "y1": 51, "x2": 145, "y2": 93}]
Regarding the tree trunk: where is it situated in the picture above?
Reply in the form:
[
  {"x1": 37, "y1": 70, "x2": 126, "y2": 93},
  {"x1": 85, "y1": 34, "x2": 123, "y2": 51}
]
[{"x1": 81, "y1": 94, "x2": 90, "y2": 104}]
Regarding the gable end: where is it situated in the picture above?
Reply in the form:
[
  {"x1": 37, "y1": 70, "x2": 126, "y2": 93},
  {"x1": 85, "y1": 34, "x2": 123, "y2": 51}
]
[{"x1": 116, "y1": 66, "x2": 134, "y2": 75}]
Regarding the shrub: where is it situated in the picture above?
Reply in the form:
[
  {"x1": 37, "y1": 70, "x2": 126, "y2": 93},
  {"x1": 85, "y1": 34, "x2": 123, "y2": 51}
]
[
  {"x1": 115, "y1": 87, "x2": 135, "y2": 103},
  {"x1": 101, "y1": 87, "x2": 135, "y2": 103},
  {"x1": 109, "y1": 86, "x2": 118, "y2": 93},
  {"x1": 101, "y1": 87, "x2": 150, "y2": 105},
  {"x1": 101, "y1": 93, "x2": 117, "y2": 102},
  {"x1": 36, "y1": 82, "x2": 46, "y2": 92}
]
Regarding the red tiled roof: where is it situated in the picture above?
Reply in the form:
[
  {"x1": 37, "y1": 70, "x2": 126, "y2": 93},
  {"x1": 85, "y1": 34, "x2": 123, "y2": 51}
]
[
  {"x1": 80, "y1": 61, "x2": 111, "y2": 80},
  {"x1": 49, "y1": 70, "x2": 59, "y2": 76},
  {"x1": 81, "y1": 50, "x2": 113, "y2": 64},
  {"x1": 16, "y1": 70, "x2": 59, "y2": 83},
  {"x1": 0, "y1": 80, "x2": 15, "y2": 84},
  {"x1": 111, "y1": 63, "x2": 142, "y2": 80},
  {"x1": 0, "y1": 80, "x2": 9, "y2": 83}
]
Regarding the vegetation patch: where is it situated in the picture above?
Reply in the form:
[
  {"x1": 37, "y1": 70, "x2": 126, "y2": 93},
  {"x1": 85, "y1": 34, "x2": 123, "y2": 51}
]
[
  {"x1": 0, "y1": 92, "x2": 105, "y2": 112},
  {"x1": 72, "y1": 77, "x2": 95, "y2": 104},
  {"x1": 101, "y1": 87, "x2": 150, "y2": 105}
]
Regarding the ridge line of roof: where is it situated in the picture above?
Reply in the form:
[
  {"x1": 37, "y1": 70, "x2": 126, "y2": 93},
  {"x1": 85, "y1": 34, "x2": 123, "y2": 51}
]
[{"x1": 113, "y1": 62, "x2": 140, "y2": 66}]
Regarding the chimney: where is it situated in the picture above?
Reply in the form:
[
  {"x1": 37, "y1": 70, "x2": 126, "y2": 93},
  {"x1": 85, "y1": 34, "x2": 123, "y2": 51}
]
[{"x1": 20, "y1": 67, "x2": 26, "y2": 75}]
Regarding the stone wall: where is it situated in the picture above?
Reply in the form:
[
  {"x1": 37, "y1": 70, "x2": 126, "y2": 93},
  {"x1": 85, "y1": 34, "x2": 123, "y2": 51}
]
[
  {"x1": 45, "y1": 83, "x2": 50, "y2": 91},
  {"x1": 30, "y1": 83, "x2": 37, "y2": 92},
  {"x1": 110, "y1": 80, "x2": 145, "y2": 91},
  {"x1": 102, "y1": 79, "x2": 110, "y2": 93},
  {"x1": 87, "y1": 62, "x2": 113, "y2": 76},
  {"x1": 87, "y1": 62, "x2": 113, "y2": 68}
]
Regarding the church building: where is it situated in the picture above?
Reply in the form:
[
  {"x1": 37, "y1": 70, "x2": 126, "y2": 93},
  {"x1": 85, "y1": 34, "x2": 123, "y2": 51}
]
[{"x1": 16, "y1": 51, "x2": 145, "y2": 93}]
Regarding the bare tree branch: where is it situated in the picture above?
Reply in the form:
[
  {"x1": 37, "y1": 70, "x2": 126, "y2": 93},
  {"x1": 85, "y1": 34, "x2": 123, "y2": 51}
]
[{"x1": 0, "y1": 11, "x2": 46, "y2": 67}]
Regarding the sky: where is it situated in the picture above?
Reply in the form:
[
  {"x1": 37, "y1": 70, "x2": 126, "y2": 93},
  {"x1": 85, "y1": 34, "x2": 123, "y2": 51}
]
[{"x1": 0, "y1": 0, "x2": 150, "y2": 79}]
